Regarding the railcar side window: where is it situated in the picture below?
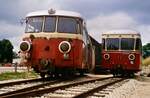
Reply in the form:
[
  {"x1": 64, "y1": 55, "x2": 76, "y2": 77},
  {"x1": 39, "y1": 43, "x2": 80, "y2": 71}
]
[
  {"x1": 136, "y1": 38, "x2": 142, "y2": 50},
  {"x1": 121, "y1": 38, "x2": 134, "y2": 50},
  {"x1": 44, "y1": 17, "x2": 56, "y2": 32},
  {"x1": 106, "y1": 38, "x2": 119, "y2": 50},
  {"x1": 57, "y1": 17, "x2": 78, "y2": 33},
  {"x1": 102, "y1": 38, "x2": 105, "y2": 49},
  {"x1": 25, "y1": 17, "x2": 43, "y2": 33},
  {"x1": 82, "y1": 27, "x2": 88, "y2": 45}
]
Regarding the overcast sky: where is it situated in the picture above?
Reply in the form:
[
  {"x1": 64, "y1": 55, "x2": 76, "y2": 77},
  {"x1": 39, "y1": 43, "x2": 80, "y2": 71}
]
[{"x1": 0, "y1": 0, "x2": 150, "y2": 51}]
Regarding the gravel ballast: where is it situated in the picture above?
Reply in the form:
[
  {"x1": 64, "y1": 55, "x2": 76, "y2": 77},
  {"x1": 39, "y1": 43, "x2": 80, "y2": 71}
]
[{"x1": 105, "y1": 77, "x2": 150, "y2": 98}]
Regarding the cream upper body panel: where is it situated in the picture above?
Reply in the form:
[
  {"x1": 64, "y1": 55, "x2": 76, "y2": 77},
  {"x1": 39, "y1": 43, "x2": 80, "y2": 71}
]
[
  {"x1": 23, "y1": 32, "x2": 83, "y2": 40},
  {"x1": 102, "y1": 29, "x2": 141, "y2": 38}
]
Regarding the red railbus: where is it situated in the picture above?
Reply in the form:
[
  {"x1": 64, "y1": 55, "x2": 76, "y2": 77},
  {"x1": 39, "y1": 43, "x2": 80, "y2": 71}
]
[
  {"x1": 101, "y1": 30, "x2": 142, "y2": 76},
  {"x1": 19, "y1": 9, "x2": 95, "y2": 78}
]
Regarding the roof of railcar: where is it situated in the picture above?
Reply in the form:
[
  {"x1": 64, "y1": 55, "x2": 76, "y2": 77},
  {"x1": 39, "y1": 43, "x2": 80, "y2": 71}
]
[
  {"x1": 26, "y1": 9, "x2": 83, "y2": 19},
  {"x1": 102, "y1": 29, "x2": 140, "y2": 35}
]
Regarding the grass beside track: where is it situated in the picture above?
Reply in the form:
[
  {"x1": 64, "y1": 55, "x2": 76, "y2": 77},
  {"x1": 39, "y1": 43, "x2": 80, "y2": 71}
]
[{"x1": 0, "y1": 71, "x2": 38, "y2": 81}]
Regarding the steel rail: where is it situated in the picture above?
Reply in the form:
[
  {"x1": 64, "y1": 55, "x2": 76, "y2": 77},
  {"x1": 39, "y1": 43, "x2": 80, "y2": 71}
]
[
  {"x1": 0, "y1": 78, "x2": 45, "y2": 88},
  {"x1": 0, "y1": 75, "x2": 74, "y2": 88}
]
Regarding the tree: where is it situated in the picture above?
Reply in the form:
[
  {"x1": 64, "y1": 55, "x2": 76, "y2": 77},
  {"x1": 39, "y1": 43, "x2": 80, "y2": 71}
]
[
  {"x1": 143, "y1": 43, "x2": 150, "y2": 58},
  {"x1": 0, "y1": 41, "x2": 3, "y2": 62},
  {"x1": 143, "y1": 43, "x2": 150, "y2": 50},
  {"x1": 0, "y1": 39, "x2": 13, "y2": 63}
]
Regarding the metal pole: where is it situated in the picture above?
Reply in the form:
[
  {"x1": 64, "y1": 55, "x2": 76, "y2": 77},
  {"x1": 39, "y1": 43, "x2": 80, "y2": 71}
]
[{"x1": 14, "y1": 62, "x2": 17, "y2": 73}]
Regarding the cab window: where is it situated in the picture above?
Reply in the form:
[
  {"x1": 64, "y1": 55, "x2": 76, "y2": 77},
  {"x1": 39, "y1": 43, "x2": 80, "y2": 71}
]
[
  {"x1": 121, "y1": 38, "x2": 134, "y2": 50},
  {"x1": 44, "y1": 17, "x2": 56, "y2": 32},
  {"x1": 57, "y1": 17, "x2": 80, "y2": 34},
  {"x1": 106, "y1": 38, "x2": 119, "y2": 50},
  {"x1": 25, "y1": 17, "x2": 43, "y2": 33}
]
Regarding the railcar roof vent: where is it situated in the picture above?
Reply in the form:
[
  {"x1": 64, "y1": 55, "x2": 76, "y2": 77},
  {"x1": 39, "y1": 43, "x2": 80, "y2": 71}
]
[{"x1": 48, "y1": 8, "x2": 56, "y2": 14}]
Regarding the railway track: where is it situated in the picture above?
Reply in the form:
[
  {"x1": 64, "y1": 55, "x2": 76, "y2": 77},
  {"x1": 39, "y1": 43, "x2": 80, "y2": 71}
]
[
  {"x1": 0, "y1": 77, "x2": 60, "y2": 95},
  {"x1": 0, "y1": 76, "x2": 127, "y2": 98},
  {"x1": 0, "y1": 78, "x2": 44, "y2": 88},
  {"x1": 0, "y1": 78, "x2": 49, "y2": 94},
  {"x1": 43, "y1": 77, "x2": 126, "y2": 98},
  {"x1": 0, "y1": 75, "x2": 97, "y2": 98}
]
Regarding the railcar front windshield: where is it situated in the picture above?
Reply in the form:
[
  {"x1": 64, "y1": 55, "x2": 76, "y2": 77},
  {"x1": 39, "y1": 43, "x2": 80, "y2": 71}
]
[
  {"x1": 121, "y1": 38, "x2": 134, "y2": 50},
  {"x1": 106, "y1": 38, "x2": 119, "y2": 50},
  {"x1": 25, "y1": 16, "x2": 82, "y2": 34}
]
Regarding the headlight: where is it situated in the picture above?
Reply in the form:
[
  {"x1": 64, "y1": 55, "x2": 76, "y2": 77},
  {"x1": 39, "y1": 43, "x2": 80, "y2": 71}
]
[
  {"x1": 59, "y1": 41, "x2": 71, "y2": 53},
  {"x1": 103, "y1": 53, "x2": 110, "y2": 60},
  {"x1": 128, "y1": 54, "x2": 135, "y2": 60},
  {"x1": 20, "y1": 41, "x2": 31, "y2": 52}
]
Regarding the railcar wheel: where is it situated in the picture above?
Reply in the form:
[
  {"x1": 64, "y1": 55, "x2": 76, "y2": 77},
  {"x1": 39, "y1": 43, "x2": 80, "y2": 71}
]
[
  {"x1": 121, "y1": 72, "x2": 125, "y2": 77},
  {"x1": 40, "y1": 73, "x2": 46, "y2": 78},
  {"x1": 129, "y1": 72, "x2": 135, "y2": 78},
  {"x1": 112, "y1": 71, "x2": 117, "y2": 77},
  {"x1": 54, "y1": 74, "x2": 59, "y2": 78},
  {"x1": 79, "y1": 69, "x2": 85, "y2": 76}
]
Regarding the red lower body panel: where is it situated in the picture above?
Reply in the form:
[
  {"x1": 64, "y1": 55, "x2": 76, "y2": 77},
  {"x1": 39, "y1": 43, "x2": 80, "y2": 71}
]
[
  {"x1": 101, "y1": 51, "x2": 141, "y2": 72},
  {"x1": 27, "y1": 38, "x2": 84, "y2": 71}
]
